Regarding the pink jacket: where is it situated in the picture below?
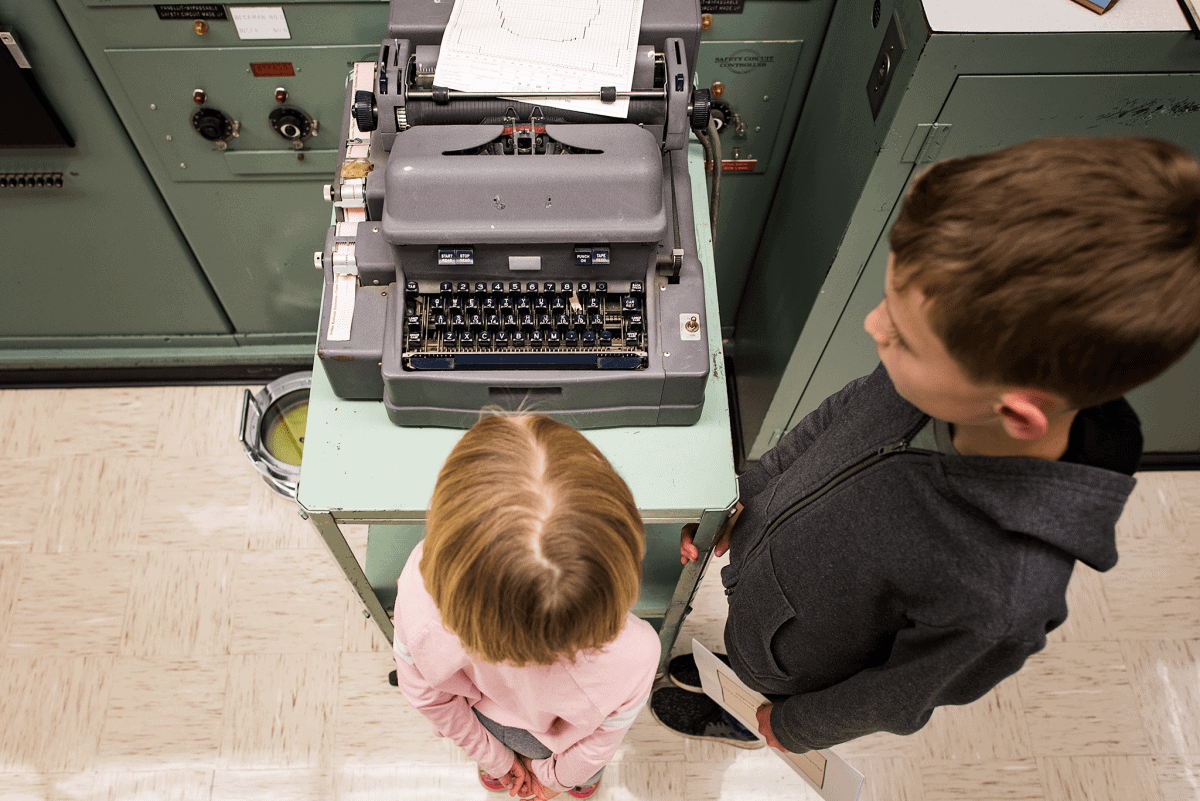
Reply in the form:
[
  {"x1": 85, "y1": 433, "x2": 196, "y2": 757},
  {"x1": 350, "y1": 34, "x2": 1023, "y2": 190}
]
[{"x1": 392, "y1": 541, "x2": 661, "y2": 792}]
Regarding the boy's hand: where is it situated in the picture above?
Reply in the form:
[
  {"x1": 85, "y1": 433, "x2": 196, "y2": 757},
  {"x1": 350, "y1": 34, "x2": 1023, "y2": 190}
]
[
  {"x1": 756, "y1": 703, "x2": 786, "y2": 751},
  {"x1": 680, "y1": 502, "x2": 742, "y2": 564}
]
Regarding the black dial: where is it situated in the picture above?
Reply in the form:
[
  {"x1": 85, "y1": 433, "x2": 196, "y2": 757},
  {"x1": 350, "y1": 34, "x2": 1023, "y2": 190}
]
[
  {"x1": 191, "y1": 107, "x2": 233, "y2": 141},
  {"x1": 269, "y1": 106, "x2": 313, "y2": 141}
]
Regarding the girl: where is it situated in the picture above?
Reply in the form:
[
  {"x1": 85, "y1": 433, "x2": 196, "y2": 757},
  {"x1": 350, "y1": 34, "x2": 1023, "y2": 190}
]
[{"x1": 392, "y1": 413, "x2": 660, "y2": 799}]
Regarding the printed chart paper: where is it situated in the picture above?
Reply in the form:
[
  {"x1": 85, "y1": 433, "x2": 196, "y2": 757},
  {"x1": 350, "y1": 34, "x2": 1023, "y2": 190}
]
[
  {"x1": 692, "y1": 640, "x2": 865, "y2": 801},
  {"x1": 434, "y1": 0, "x2": 645, "y2": 117}
]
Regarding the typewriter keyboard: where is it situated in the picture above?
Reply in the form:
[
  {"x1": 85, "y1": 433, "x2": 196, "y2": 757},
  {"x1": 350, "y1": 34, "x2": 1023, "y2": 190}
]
[{"x1": 401, "y1": 280, "x2": 648, "y2": 370}]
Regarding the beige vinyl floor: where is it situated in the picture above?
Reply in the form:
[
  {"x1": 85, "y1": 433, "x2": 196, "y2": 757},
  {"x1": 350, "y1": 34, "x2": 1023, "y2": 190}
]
[{"x1": 0, "y1": 384, "x2": 1198, "y2": 801}]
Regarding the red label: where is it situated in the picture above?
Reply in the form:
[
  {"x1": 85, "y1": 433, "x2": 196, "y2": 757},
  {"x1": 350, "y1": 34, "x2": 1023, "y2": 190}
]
[
  {"x1": 706, "y1": 159, "x2": 757, "y2": 172},
  {"x1": 250, "y1": 62, "x2": 295, "y2": 77}
]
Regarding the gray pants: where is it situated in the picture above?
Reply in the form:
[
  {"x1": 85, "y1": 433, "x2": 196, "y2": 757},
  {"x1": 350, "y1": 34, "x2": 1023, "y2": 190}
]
[{"x1": 473, "y1": 708, "x2": 604, "y2": 789}]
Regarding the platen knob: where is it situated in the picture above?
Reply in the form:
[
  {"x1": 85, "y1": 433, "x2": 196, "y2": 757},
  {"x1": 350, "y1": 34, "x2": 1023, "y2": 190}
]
[
  {"x1": 689, "y1": 88, "x2": 712, "y2": 131},
  {"x1": 353, "y1": 90, "x2": 377, "y2": 132}
]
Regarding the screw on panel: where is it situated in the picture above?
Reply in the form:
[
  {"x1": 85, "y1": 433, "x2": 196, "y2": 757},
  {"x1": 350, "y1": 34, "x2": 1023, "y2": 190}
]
[{"x1": 194, "y1": 19, "x2": 208, "y2": 35}]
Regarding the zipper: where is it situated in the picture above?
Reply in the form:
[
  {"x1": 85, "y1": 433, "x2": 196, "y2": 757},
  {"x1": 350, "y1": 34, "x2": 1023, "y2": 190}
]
[{"x1": 725, "y1": 416, "x2": 931, "y2": 596}]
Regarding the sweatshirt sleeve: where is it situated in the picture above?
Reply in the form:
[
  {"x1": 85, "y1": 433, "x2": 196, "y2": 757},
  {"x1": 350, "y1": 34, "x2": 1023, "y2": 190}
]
[
  {"x1": 737, "y1": 369, "x2": 875, "y2": 501},
  {"x1": 768, "y1": 621, "x2": 1039, "y2": 753},
  {"x1": 392, "y1": 627, "x2": 515, "y2": 780},
  {"x1": 528, "y1": 684, "x2": 654, "y2": 792}
]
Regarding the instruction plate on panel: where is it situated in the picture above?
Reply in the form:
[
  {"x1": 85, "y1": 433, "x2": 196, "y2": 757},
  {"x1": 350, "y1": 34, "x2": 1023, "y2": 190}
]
[{"x1": 230, "y1": 6, "x2": 290, "y2": 40}]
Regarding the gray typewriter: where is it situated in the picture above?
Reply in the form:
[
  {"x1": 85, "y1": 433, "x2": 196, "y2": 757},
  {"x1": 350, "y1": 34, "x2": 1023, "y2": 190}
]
[{"x1": 315, "y1": 0, "x2": 713, "y2": 428}]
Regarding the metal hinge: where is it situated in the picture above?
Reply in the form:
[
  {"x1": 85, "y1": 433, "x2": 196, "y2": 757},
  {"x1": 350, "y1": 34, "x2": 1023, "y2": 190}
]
[{"x1": 901, "y1": 123, "x2": 953, "y2": 165}]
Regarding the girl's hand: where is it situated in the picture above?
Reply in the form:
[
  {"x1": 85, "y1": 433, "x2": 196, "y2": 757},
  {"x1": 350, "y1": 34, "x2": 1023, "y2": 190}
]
[{"x1": 518, "y1": 756, "x2": 559, "y2": 800}]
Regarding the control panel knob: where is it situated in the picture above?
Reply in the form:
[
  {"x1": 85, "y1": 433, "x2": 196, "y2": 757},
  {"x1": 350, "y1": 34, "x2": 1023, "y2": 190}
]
[
  {"x1": 353, "y1": 90, "x2": 378, "y2": 132},
  {"x1": 191, "y1": 107, "x2": 233, "y2": 142},
  {"x1": 268, "y1": 106, "x2": 313, "y2": 141},
  {"x1": 689, "y1": 88, "x2": 712, "y2": 131}
]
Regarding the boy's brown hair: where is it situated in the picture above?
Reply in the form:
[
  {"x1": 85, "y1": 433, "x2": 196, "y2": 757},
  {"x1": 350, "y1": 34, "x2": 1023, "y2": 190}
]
[
  {"x1": 889, "y1": 136, "x2": 1200, "y2": 408},
  {"x1": 420, "y1": 413, "x2": 644, "y2": 667}
]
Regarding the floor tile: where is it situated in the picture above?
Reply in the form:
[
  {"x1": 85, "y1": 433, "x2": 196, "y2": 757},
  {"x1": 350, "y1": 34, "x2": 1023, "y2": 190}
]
[
  {"x1": 33, "y1": 455, "x2": 151, "y2": 553},
  {"x1": 85, "y1": 769, "x2": 215, "y2": 801},
  {"x1": 212, "y1": 768, "x2": 333, "y2": 801},
  {"x1": 1046, "y1": 561, "x2": 1114, "y2": 644},
  {"x1": 35, "y1": 387, "x2": 164, "y2": 458},
  {"x1": 98, "y1": 657, "x2": 228, "y2": 767},
  {"x1": 0, "y1": 458, "x2": 53, "y2": 552},
  {"x1": 120, "y1": 550, "x2": 238, "y2": 657},
  {"x1": 247, "y1": 478, "x2": 317, "y2": 550},
  {"x1": 0, "y1": 553, "x2": 24, "y2": 653},
  {"x1": 1017, "y1": 643, "x2": 1149, "y2": 757},
  {"x1": 7, "y1": 554, "x2": 136, "y2": 656},
  {"x1": 1122, "y1": 639, "x2": 1200, "y2": 756},
  {"x1": 685, "y1": 748, "x2": 824, "y2": 800},
  {"x1": 0, "y1": 656, "x2": 114, "y2": 773},
  {"x1": 1040, "y1": 755, "x2": 1164, "y2": 801},
  {"x1": 137, "y1": 454, "x2": 256, "y2": 551},
  {"x1": 156, "y1": 385, "x2": 248, "y2": 458},
  {"x1": 920, "y1": 759, "x2": 1044, "y2": 801},
  {"x1": 919, "y1": 674, "x2": 1033, "y2": 761},
  {"x1": 853, "y1": 756, "x2": 925, "y2": 801},
  {"x1": 219, "y1": 653, "x2": 339, "y2": 769},
  {"x1": 1106, "y1": 474, "x2": 1200, "y2": 640},
  {"x1": 230, "y1": 550, "x2": 349, "y2": 654},
  {"x1": 335, "y1": 651, "x2": 457, "y2": 766},
  {"x1": 0, "y1": 389, "x2": 58, "y2": 458},
  {"x1": 1151, "y1": 754, "x2": 1200, "y2": 801}
]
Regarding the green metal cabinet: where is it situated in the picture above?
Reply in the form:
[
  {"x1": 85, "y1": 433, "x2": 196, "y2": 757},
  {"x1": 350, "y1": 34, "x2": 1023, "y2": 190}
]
[
  {"x1": 0, "y1": 2, "x2": 229, "y2": 344},
  {"x1": 694, "y1": 0, "x2": 835, "y2": 334},
  {"x1": 733, "y1": 0, "x2": 1200, "y2": 463}
]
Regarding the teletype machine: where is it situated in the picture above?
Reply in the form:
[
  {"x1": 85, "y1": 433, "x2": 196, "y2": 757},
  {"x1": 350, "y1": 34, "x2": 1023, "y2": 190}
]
[{"x1": 315, "y1": 0, "x2": 714, "y2": 428}]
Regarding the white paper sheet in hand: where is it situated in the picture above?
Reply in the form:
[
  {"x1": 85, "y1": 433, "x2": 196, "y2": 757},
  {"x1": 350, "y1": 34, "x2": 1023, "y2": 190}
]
[
  {"x1": 692, "y1": 640, "x2": 865, "y2": 801},
  {"x1": 434, "y1": 0, "x2": 645, "y2": 118}
]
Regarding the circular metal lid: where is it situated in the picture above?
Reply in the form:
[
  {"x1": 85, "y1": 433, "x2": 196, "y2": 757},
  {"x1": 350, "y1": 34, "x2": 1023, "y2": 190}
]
[{"x1": 240, "y1": 371, "x2": 312, "y2": 499}]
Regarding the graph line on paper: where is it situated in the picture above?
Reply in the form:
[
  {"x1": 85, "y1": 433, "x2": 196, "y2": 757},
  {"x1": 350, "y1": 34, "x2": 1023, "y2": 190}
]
[{"x1": 434, "y1": 0, "x2": 646, "y2": 117}]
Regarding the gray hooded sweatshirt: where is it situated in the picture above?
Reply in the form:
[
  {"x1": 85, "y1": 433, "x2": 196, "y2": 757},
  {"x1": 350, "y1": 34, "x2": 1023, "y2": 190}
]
[{"x1": 722, "y1": 366, "x2": 1137, "y2": 753}]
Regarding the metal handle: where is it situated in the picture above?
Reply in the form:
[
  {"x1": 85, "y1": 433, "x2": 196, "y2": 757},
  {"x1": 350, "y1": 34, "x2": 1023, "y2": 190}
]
[{"x1": 238, "y1": 388, "x2": 253, "y2": 446}]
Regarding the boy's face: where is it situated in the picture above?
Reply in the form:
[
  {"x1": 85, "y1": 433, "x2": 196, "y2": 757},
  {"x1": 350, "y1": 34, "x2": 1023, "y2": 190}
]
[{"x1": 863, "y1": 254, "x2": 1006, "y2": 426}]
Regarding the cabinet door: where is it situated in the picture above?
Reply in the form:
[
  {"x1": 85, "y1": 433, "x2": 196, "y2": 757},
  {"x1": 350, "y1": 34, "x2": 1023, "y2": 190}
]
[
  {"x1": 0, "y1": 3, "x2": 228, "y2": 338},
  {"x1": 792, "y1": 74, "x2": 1200, "y2": 453}
]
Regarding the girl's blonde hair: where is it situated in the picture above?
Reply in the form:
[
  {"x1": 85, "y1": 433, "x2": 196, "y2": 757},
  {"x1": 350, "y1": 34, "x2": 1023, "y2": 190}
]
[{"x1": 420, "y1": 413, "x2": 644, "y2": 666}]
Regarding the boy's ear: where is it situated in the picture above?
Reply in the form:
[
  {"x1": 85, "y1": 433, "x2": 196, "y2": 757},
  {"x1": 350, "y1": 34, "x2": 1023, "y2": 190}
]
[{"x1": 995, "y1": 390, "x2": 1058, "y2": 441}]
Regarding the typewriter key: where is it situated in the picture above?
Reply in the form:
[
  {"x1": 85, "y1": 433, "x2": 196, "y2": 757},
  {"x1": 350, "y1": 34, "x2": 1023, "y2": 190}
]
[
  {"x1": 599, "y1": 331, "x2": 613, "y2": 346},
  {"x1": 478, "y1": 331, "x2": 492, "y2": 346},
  {"x1": 530, "y1": 330, "x2": 544, "y2": 345},
  {"x1": 564, "y1": 331, "x2": 579, "y2": 344},
  {"x1": 491, "y1": 282, "x2": 505, "y2": 293},
  {"x1": 538, "y1": 314, "x2": 553, "y2": 329},
  {"x1": 475, "y1": 282, "x2": 488, "y2": 293},
  {"x1": 512, "y1": 330, "x2": 526, "y2": 345},
  {"x1": 457, "y1": 282, "x2": 471, "y2": 293},
  {"x1": 547, "y1": 331, "x2": 561, "y2": 345},
  {"x1": 486, "y1": 314, "x2": 501, "y2": 329},
  {"x1": 595, "y1": 281, "x2": 608, "y2": 294},
  {"x1": 460, "y1": 331, "x2": 475, "y2": 346},
  {"x1": 582, "y1": 330, "x2": 597, "y2": 345},
  {"x1": 443, "y1": 331, "x2": 458, "y2": 347},
  {"x1": 440, "y1": 281, "x2": 454, "y2": 293},
  {"x1": 555, "y1": 314, "x2": 570, "y2": 329},
  {"x1": 509, "y1": 281, "x2": 522, "y2": 293},
  {"x1": 495, "y1": 331, "x2": 509, "y2": 346}
]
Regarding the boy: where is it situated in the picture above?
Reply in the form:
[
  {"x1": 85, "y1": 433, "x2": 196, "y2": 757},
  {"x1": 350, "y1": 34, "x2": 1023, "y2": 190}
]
[{"x1": 651, "y1": 136, "x2": 1200, "y2": 753}]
